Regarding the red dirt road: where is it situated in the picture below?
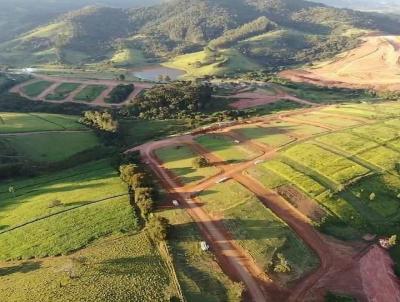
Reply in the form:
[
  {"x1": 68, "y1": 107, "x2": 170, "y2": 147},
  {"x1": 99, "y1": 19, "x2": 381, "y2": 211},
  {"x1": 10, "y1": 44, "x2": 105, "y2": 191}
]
[
  {"x1": 10, "y1": 74, "x2": 153, "y2": 107},
  {"x1": 127, "y1": 106, "x2": 400, "y2": 301}
]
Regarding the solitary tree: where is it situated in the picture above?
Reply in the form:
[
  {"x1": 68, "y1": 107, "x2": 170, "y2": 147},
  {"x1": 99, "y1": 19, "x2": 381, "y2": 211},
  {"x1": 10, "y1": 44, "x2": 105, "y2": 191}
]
[
  {"x1": 192, "y1": 157, "x2": 209, "y2": 169},
  {"x1": 388, "y1": 235, "x2": 397, "y2": 247}
]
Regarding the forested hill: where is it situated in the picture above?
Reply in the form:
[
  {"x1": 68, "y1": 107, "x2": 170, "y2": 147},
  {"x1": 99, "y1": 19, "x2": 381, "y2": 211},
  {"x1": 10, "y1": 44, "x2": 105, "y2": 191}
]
[{"x1": 1, "y1": 0, "x2": 400, "y2": 69}]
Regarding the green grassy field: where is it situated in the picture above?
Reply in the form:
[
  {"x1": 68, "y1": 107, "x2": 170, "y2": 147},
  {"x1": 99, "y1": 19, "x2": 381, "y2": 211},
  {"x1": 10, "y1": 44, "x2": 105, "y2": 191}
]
[
  {"x1": 74, "y1": 85, "x2": 108, "y2": 102},
  {"x1": 199, "y1": 180, "x2": 317, "y2": 283},
  {"x1": 0, "y1": 112, "x2": 86, "y2": 133},
  {"x1": 0, "y1": 232, "x2": 173, "y2": 302},
  {"x1": 161, "y1": 208, "x2": 242, "y2": 302},
  {"x1": 0, "y1": 160, "x2": 137, "y2": 260},
  {"x1": 283, "y1": 143, "x2": 370, "y2": 185},
  {"x1": 290, "y1": 112, "x2": 361, "y2": 128},
  {"x1": 21, "y1": 80, "x2": 53, "y2": 97},
  {"x1": 45, "y1": 82, "x2": 81, "y2": 100},
  {"x1": 236, "y1": 126, "x2": 295, "y2": 148},
  {"x1": 155, "y1": 145, "x2": 218, "y2": 186},
  {"x1": 195, "y1": 134, "x2": 261, "y2": 163},
  {"x1": 120, "y1": 119, "x2": 192, "y2": 146},
  {"x1": 262, "y1": 120, "x2": 327, "y2": 137},
  {"x1": 2, "y1": 131, "x2": 100, "y2": 162}
]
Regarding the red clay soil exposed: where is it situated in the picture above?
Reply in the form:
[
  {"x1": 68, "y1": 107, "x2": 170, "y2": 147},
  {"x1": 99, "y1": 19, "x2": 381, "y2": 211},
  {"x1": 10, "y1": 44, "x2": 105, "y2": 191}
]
[
  {"x1": 228, "y1": 89, "x2": 316, "y2": 110},
  {"x1": 280, "y1": 35, "x2": 400, "y2": 91},
  {"x1": 127, "y1": 106, "x2": 400, "y2": 301}
]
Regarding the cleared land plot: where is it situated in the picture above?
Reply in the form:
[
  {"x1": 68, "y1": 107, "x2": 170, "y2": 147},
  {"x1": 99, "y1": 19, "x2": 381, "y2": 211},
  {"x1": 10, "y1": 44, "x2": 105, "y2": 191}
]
[
  {"x1": 251, "y1": 160, "x2": 326, "y2": 197},
  {"x1": 348, "y1": 174, "x2": 400, "y2": 219},
  {"x1": 236, "y1": 126, "x2": 294, "y2": 148},
  {"x1": 0, "y1": 232, "x2": 171, "y2": 302},
  {"x1": 155, "y1": 145, "x2": 218, "y2": 186},
  {"x1": 0, "y1": 160, "x2": 136, "y2": 260},
  {"x1": 161, "y1": 208, "x2": 241, "y2": 302},
  {"x1": 74, "y1": 84, "x2": 108, "y2": 102},
  {"x1": 120, "y1": 119, "x2": 191, "y2": 146},
  {"x1": 45, "y1": 82, "x2": 81, "y2": 100},
  {"x1": 1, "y1": 131, "x2": 100, "y2": 162},
  {"x1": 199, "y1": 180, "x2": 317, "y2": 283},
  {"x1": 21, "y1": 80, "x2": 53, "y2": 97},
  {"x1": 195, "y1": 134, "x2": 261, "y2": 163},
  {"x1": 351, "y1": 123, "x2": 400, "y2": 143},
  {"x1": 316, "y1": 132, "x2": 379, "y2": 154},
  {"x1": 290, "y1": 112, "x2": 361, "y2": 128},
  {"x1": 263, "y1": 121, "x2": 327, "y2": 137},
  {"x1": 358, "y1": 146, "x2": 400, "y2": 171},
  {"x1": 0, "y1": 112, "x2": 86, "y2": 133},
  {"x1": 321, "y1": 105, "x2": 387, "y2": 119},
  {"x1": 283, "y1": 143, "x2": 370, "y2": 184}
]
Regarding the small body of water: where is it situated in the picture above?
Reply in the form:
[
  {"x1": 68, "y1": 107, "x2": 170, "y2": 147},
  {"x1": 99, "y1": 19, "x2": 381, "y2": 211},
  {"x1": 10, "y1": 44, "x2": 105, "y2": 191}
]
[{"x1": 130, "y1": 65, "x2": 185, "y2": 81}]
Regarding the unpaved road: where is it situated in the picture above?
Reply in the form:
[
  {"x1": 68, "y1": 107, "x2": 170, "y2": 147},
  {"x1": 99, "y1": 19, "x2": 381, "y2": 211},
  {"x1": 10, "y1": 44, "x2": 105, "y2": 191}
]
[
  {"x1": 10, "y1": 74, "x2": 153, "y2": 107},
  {"x1": 127, "y1": 107, "x2": 400, "y2": 301}
]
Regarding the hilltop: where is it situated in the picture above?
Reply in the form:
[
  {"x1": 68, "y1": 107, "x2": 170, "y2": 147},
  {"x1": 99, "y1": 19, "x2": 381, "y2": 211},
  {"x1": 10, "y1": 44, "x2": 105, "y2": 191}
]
[{"x1": 1, "y1": 0, "x2": 400, "y2": 73}]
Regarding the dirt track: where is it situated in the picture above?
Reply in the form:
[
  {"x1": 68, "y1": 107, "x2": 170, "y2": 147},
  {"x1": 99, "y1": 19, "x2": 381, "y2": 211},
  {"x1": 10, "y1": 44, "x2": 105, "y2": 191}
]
[
  {"x1": 280, "y1": 35, "x2": 400, "y2": 91},
  {"x1": 127, "y1": 107, "x2": 400, "y2": 301},
  {"x1": 10, "y1": 74, "x2": 153, "y2": 107}
]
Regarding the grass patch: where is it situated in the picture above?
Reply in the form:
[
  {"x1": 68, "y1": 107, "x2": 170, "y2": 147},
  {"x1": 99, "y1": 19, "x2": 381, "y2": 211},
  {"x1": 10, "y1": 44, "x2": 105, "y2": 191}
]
[
  {"x1": 120, "y1": 119, "x2": 192, "y2": 146},
  {"x1": 236, "y1": 126, "x2": 294, "y2": 148},
  {"x1": 199, "y1": 180, "x2": 318, "y2": 283},
  {"x1": 0, "y1": 232, "x2": 172, "y2": 301},
  {"x1": 0, "y1": 160, "x2": 137, "y2": 260},
  {"x1": 155, "y1": 145, "x2": 218, "y2": 186},
  {"x1": 0, "y1": 112, "x2": 85, "y2": 133},
  {"x1": 45, "y1": 83, "x2": 81, "y2": 101},
  {"x1": 1, "y1": 131, "x2": 100, "y2": 162},
  {"x1": 283, "y1": 143, "x2": 370, "y2": 184},
  {"x1": 195, "y1": 134, "x2": 261, "y2": 164},
  {"x1": 74, "y1": 85, "x2": 108, "y2": 102},
  {"x1": 161, "y1": 208, "x2": 242, "y2": 302},
  {"x1": 22, "y1": 80, "x2": 53, "y2": 97}
]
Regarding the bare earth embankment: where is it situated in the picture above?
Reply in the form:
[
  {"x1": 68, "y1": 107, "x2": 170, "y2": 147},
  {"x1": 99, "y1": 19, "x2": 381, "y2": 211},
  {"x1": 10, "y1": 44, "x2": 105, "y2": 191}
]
[{"x1": 280, "y1": 35, "x2": 400, "y2": 91}]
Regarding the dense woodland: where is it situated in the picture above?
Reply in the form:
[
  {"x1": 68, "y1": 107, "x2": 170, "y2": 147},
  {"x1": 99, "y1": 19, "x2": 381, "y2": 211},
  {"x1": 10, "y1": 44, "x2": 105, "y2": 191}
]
[{"x1": 123, "y1": 81, "x2": 213, "y2": 119}]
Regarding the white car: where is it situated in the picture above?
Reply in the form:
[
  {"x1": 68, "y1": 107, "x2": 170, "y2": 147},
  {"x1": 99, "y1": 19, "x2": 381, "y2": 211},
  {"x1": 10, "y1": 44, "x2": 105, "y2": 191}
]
[{"x1": 172, "y1": 200, "x2": 180, "y2": 207}]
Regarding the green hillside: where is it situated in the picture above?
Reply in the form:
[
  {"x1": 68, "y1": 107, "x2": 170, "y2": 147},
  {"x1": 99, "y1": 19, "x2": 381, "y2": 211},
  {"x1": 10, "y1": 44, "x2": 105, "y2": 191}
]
[{"x1": 1, "y1": 0, "x2": 399, "y2": 73}]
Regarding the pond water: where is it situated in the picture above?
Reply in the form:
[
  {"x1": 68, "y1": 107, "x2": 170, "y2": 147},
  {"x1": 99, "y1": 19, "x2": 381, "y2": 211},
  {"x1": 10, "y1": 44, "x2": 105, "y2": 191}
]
[{"x1": 130, "y1": 65, "x2": 185, "y2": 81}]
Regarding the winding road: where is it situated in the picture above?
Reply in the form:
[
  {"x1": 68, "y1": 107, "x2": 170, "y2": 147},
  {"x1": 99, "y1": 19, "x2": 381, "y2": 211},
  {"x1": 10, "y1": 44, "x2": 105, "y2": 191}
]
[{"x1": 127, "y1": 107, "x2": 400, "y2": 301}]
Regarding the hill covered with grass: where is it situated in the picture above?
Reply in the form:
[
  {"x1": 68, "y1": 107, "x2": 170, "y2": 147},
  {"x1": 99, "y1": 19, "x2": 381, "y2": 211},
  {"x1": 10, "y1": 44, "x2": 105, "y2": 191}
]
[{"x1": 1, "y1": 0, "x2": 399, "y2": 73}]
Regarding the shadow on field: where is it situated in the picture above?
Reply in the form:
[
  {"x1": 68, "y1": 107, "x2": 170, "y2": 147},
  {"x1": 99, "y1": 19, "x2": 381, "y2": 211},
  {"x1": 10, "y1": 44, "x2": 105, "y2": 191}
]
[
  {"x1": 99, "y1": 255, "x2": 160, "y2": 275},
  {"x1": 0, "y1": 261, "x2": 42, "y2": 276},
  {"x1": 170, "y1": 219, "x2": 285, "y2": 244}
]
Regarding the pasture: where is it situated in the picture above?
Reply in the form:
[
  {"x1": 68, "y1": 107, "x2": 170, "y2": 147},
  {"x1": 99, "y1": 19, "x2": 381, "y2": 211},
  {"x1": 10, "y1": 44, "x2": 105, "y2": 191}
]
[
  {"x1": 199, "y1": 180, "x2": 317, "y2": 283},
  {"x1": 155, "y1": 145, "x2": 218, "y2": 185},
  {"x1": 195, "y1": 134, "x2": 261, "y2": 163},
  {"x1": 21, "y1": 80, "x2": 53, "y2": 97},
  {"x1": 2, "y1": 131, "x2": 99, "y2": 162},
  {"x1": 0, "y1": 112, "x2": 86, "y2": 133},
  {"x1": 0, "y1": 232, "x2": 172, "y2": 302},
  {"x1": 74, "y1": 84, "x2": 108, "y2": 102},
  {"x1": 0, "y1": 160, "x2": 137, "y2": 260}
]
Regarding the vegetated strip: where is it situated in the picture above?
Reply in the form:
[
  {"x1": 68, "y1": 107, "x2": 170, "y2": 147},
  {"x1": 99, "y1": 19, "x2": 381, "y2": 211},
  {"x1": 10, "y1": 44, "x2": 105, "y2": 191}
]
[
  {"x1": 28, "y1": 113, "x2": 68, "y2": 130},
  {"x1": 0, "y1": 166, "x2": 111, "y2": 195},
  {"x1": 0, "y1": 193, "x2": 129, "y2": 234}
]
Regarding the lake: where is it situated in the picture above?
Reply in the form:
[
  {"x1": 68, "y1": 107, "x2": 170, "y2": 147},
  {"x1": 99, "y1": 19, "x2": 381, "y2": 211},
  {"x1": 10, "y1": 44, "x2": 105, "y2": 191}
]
[{"x1": 130, "y1": 65, "x2": 185, "y2": 81}]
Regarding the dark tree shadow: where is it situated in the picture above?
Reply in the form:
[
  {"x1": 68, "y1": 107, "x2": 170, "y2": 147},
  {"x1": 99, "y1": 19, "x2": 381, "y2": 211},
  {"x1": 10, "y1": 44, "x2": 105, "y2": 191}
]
[{"x1": 0, "y1": 261, "x2": 42, "y2": 277}]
